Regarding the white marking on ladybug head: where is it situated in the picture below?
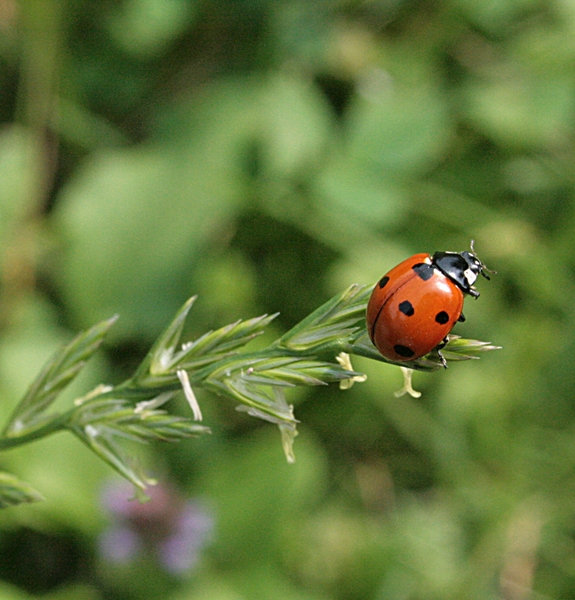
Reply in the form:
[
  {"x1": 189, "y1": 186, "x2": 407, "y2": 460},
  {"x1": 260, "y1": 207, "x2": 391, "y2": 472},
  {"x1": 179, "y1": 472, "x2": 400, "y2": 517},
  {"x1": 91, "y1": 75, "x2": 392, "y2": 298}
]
[{"x1": 464, "y1": 268, "x2": 478, "y2": 285}]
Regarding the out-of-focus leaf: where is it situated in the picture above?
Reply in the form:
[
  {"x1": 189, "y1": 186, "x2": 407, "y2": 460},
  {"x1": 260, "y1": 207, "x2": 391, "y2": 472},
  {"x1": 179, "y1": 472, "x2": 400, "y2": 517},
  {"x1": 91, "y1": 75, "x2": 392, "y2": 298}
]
[
  {"x1": 55, "y1": 98, "x2": 128, "y2": 149},
  {"x1": 0, "y1": 126, "x2": 36, "y2": 241},
  {"x1": 463, "y1": 73, "x2": 575, "y2": 147},
  {"x1": 452, "y1": 0, "x2": 540, "y2": 34},
  {"x1": 108, "y1": 0, "x2": 197, "y2": 57},
  {"x1": 54, "y1": 143, "x2": 241, "y2": 339},
  {"x1": 345, "y1": 59, "x2": 451, "y2": 176},
  {"x1": 0, "y1": 428, "x2": 112, "y2": 532},
  {"x1": 315, "y1": 155, "x2": 406, "y2": 227},
  {"x1": 0, "y1": 581, "x2": 29, "y2": 600},
  {"x1": 258, "y1": 72, "x2": 334, "y2": 178},
  {"x1": 54, "y1": 73, "x2": 336, "y2": 342},
  {"x1": 200, "y1": 427, "x2": 328, "y2": 560}
]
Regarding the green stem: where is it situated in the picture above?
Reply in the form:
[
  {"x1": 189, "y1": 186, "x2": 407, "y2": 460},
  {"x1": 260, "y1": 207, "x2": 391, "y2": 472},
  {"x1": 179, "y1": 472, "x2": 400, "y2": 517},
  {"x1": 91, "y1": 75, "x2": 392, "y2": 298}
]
[
  {"x1": 0, "y1": 410, "x2": 71, "y2": 451},
  {"x1": 0, "y1": 334, "x2": 363, "y2": 453}
]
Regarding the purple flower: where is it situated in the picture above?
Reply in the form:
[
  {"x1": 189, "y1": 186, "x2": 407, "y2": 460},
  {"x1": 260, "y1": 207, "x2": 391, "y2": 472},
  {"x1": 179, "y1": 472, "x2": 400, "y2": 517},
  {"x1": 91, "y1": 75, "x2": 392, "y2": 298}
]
[
  {"x1": 99, "y1": 525, "x2": 141, "y2": 563},
  {"x1": 99, "y1": 480, "x2": 213, "y2": 575}
]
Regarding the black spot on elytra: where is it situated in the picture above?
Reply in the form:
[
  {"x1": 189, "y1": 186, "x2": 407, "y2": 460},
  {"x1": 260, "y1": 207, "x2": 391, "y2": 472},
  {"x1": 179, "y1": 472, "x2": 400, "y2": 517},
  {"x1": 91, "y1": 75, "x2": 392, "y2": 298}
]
[
  {"x1": 378, "y1": 276, "x2": 390, "y2": 289},
  {"x1": 399, "y1": 300, "x2": 414, "y2": 316},
  {"x1": 435, "y1": 311, "x2": 449, "y2": 324},
  {"x1": 394, "y1": 344, "x2": 415, "y2": 358},
  {"x1": 412, "y1": 263, "x2": 434, "y2": 281}
]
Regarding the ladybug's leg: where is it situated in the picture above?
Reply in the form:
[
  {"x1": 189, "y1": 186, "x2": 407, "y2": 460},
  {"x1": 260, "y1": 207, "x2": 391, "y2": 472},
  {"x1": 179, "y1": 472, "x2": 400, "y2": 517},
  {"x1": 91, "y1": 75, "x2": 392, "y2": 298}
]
[
  {"x1": 437, "y1": 349, "x2": 448, "y2": 369},
  {"x1": 435, "y1": 337, "x2": 450, "y2": 369},
  {"x1": 458, "y1": 313, "x2": 466, "y2": 323}
]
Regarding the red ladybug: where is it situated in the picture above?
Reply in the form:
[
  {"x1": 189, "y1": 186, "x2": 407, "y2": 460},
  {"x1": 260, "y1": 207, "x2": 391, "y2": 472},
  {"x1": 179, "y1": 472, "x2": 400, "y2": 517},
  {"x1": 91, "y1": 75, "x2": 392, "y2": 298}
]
[{"x1": 366, "y1": 244, "x2": 491, "y2": 367}]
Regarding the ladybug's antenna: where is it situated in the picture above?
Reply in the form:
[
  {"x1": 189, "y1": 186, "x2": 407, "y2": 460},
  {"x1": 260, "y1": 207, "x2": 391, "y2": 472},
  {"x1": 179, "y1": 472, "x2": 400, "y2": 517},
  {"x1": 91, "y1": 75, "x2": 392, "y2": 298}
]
[
  {"x1": 469, "y1": 239, "x2": 496, "y2": 279},
  {"x1": 482, "y1": 264, "x2": 497, "y2": 279}
]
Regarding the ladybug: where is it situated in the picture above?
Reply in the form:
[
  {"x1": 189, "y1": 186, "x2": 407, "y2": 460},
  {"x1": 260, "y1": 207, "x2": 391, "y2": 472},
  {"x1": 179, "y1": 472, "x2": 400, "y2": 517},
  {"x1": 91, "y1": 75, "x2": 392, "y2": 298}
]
[{"x1": 366, "y1": 243, "x2": 492, "y2": 367}]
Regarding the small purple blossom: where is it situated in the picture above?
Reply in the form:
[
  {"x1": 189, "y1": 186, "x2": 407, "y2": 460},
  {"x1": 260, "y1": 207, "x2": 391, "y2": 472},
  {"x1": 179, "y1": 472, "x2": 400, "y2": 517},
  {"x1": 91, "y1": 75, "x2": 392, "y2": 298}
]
[
  {"x1": 99, "y1": 480, "x2": 213, "y2": 575},
  {"x1": 159, "y1": 501, "x2": 214, "y2": 573},
  {"x1": 99, "y1": 526, "x2": 141, "y2": 563}
]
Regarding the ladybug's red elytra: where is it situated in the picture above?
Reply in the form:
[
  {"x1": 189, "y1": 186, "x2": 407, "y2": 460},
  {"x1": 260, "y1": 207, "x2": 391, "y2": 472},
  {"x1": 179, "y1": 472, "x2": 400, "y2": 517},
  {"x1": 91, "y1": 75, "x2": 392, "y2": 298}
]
[{"x1": 366, "y1": 243, "x2": 492, "y2": 367}]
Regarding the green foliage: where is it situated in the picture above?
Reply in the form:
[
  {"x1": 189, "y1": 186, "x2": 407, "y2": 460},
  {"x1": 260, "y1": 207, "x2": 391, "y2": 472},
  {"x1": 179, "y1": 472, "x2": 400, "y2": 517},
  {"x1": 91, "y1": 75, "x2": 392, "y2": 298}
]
[
  {"x1": 0, "y1": 473, "x2": 44, "y2": 508},
  {"x1": 0, "y1": 276, "x2": 495, "y2": 507},
  {"x1": 2, "y1": 317, "x2": 118, "y2": 437},
  {"x1": 0, "y1": 0, "x2": 574, "y2": 598}
]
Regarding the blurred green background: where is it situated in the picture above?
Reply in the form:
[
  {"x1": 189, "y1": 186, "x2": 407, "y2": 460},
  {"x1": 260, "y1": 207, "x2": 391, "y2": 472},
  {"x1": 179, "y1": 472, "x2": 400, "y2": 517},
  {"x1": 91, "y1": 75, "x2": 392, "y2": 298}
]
[{"x1": 0, "y1": 0, "x2": 574, "y2": 598}]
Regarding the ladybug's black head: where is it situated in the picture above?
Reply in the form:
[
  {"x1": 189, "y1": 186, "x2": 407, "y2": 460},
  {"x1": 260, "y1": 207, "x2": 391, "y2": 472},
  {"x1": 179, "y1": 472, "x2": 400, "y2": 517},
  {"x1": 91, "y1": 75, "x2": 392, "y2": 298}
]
[{"x1": 432, "y1": 242, "x2": 493, "y2": 297}]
